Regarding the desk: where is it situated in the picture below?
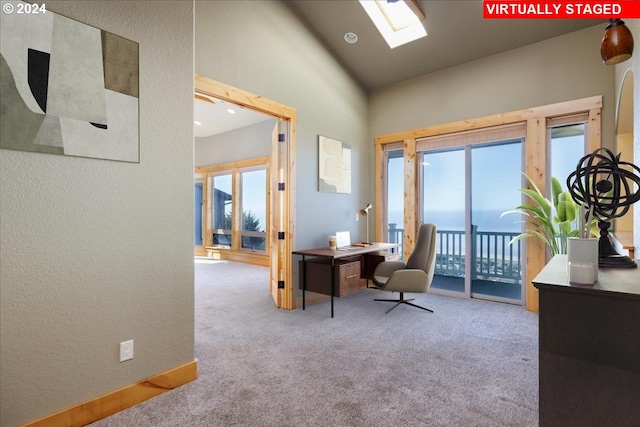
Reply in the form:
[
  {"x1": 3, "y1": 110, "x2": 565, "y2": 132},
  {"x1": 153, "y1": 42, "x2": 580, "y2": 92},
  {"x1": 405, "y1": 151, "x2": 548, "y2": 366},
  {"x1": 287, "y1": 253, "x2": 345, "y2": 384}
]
[
  {"x1": 293, "y1": 243, "x2": 400, "y2": 317},
  {"x1": 532, "y1": 255, "x2": 640, "y2": 426}
]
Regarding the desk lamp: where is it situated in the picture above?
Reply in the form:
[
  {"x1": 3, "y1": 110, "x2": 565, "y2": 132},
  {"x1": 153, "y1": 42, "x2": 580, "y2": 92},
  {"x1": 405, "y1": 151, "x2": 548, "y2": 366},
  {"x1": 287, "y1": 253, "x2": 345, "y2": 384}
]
[{"x1": 360, "y1": 203, "x2": 373, "y2": 243}]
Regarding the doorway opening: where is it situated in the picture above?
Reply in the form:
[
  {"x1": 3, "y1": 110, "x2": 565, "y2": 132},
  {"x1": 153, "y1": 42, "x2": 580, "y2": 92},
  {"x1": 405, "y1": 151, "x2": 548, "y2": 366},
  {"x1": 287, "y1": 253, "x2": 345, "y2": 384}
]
[{"x1": 194, "y1": 75, "x2": 297, "y2": 309}]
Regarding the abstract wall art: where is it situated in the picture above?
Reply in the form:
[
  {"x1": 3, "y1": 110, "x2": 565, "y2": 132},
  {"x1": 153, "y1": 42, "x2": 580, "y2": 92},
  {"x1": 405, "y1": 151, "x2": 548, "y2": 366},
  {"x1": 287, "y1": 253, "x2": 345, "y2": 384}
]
[
  {"x1": 0, "y1": 2, "x2": 139, "y2": 162},
  {"x1": 318, "y1": 135, "x2": 351, "y2": 194}
]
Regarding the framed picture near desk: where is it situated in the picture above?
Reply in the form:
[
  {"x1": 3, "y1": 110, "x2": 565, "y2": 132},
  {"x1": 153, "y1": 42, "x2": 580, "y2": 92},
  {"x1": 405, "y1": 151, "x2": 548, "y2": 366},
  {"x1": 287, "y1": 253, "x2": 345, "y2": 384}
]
[{"x1": 318, "y1": 135, "x2": 351, "y2": 193}]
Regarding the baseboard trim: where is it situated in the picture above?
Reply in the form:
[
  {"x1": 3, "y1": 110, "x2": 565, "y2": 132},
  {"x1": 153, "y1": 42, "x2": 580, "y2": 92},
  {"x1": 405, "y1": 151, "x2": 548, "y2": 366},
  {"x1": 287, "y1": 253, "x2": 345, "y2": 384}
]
[{"x1": 22, "y1": 359, "x2": 198, "y2": 427}]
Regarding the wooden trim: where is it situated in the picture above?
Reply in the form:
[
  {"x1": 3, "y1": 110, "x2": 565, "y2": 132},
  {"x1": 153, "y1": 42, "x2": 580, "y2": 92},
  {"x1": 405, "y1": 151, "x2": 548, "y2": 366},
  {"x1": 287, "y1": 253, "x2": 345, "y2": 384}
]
[
  {"x1": 196, "y1": 75, "x2": 297, "y2": 310},
  {"x1": 283, "y1": 119, "x2": 296, "y2": 310},
  {"x1": 21, "y1": 360, "x2": 197, "y2": 427},
  {"x1": 587, "y1": 108, "x2": 602, "y2": 153},
  {"x1": 374, "y1": 142, "x2": 385, "y2": 242},
  {"x1": 375, "y1": 96, "x2": 602, "y2": 145},
  {"x1": 205, "y1": 248, "x2": 269, "y2": 267},
  {"x1": 195, "y1": 74, "x2": 297, "y2": 121},
  {"x1": 524, "y1": 118, "x2": 548, "y2": 312},
  {"x1": 403, "y1": 138, "x2": 417, "y2": 260},
  {"x1": 196, "y1": 157, "x2": 270, "y2": 174}
]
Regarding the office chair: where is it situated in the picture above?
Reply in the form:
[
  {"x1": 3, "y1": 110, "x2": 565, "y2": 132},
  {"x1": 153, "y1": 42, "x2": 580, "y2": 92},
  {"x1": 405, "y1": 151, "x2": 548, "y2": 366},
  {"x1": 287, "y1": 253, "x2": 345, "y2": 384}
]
[{"x1": 372, "y1": 223, "x2": 437, "y2": 314}]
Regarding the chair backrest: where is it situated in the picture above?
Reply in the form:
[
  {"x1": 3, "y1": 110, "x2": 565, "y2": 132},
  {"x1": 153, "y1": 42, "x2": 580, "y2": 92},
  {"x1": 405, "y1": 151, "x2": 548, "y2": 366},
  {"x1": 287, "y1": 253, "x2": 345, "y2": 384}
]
[{"x1": 406, "y1": 224, "x2": 437, "y2": 280}]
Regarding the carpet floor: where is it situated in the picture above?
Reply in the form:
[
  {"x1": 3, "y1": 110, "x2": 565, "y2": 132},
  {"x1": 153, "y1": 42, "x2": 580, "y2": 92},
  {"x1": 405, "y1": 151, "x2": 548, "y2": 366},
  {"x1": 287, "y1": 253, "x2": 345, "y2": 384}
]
[{"x1": 90, "y1": 258, "x2": 539, "y2": 426}]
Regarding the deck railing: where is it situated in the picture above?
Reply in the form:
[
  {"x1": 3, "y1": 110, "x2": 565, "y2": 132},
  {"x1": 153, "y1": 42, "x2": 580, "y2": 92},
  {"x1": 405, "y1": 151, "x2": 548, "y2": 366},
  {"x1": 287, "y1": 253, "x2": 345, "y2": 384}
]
[{"x1": 387, "y1": 225, "x2": 522, "y2": 282}]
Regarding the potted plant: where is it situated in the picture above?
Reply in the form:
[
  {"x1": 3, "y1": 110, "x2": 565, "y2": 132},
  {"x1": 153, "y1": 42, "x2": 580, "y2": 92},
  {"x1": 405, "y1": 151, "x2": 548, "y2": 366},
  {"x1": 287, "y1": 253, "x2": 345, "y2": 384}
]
[{"x1": 501, "y1": 174, "x2": 589, "y2": 255}]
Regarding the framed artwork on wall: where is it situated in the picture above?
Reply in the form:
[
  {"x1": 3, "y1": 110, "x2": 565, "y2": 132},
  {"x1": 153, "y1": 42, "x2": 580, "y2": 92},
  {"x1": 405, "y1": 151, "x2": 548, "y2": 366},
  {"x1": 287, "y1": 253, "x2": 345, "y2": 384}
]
[
  {"x1": 0, "y1": 1, "x2": 140, "y2": 162},
  {"x1": 318, "y1": 135, "x2": 351, "y2": 194}
]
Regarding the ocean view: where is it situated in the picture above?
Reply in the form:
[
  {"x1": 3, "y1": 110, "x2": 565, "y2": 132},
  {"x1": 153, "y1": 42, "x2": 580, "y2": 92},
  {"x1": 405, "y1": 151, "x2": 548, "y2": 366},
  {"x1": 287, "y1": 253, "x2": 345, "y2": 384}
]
[{"x1": 387, "y1": 209, "x2": 524, "y2": 233}]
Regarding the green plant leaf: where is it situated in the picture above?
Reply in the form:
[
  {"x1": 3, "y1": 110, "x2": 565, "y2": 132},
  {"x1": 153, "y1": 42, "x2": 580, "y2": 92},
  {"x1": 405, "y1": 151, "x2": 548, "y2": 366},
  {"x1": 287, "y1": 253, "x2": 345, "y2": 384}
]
[
  {"x1": 551, "y1": 177, "x2": 562, "y2": 206},
  {"x1": 519, "y1": 189, "x2": 552, "y2": 218},
  {"x1": 557, "y1": 200, "x2": 567, "y2": 222},
  {"x1": 503, "y1": 174, "x2": 581, "y2": 255}
]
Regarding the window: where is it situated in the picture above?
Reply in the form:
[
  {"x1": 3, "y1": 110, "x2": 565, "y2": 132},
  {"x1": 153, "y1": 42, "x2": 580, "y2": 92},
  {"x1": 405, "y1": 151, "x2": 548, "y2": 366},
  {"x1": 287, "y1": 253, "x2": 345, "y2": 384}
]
[
  {"x1": 359, "y1": 0, "x2": 427, "y2": 48},
  {"x1": 211, "y1": 173, "x2": 233, "y2": 248},
  {"x1": 375, "y1": 96, "x2": 602, "y2": 310},
  {"x1": 195, "y1": 157, "x2": 270, "y2": 258},
  {"x1": 240, "y1": 168, "x2": 267, "y2": 251},
  {"x1": 384, "y1": 146, "x2": 404, "y2": 253},
  {"x1": 548, "y1": 120, "x2": 587, "y2": 189}
]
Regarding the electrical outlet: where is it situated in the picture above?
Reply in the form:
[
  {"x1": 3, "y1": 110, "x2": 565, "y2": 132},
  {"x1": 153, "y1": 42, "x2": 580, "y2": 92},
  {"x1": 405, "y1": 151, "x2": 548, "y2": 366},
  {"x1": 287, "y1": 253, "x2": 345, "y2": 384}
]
[
  {"x1": 119, "y1": 340, "x2": 134, "y2": 362},
  {"x1": 355, "y1": 213, "x2": 359, "y2": 221}
]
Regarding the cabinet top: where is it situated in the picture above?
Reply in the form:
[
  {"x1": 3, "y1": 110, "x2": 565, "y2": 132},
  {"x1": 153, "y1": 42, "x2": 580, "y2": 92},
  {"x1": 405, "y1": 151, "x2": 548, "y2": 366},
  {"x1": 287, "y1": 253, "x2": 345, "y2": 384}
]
[{"x1": 533, "y1": 254, "x2": 640, "y2": 299}]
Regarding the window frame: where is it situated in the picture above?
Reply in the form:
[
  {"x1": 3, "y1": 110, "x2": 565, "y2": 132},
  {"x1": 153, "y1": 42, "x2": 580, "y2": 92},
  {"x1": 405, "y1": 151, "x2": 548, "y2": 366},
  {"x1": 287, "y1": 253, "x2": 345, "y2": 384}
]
[
  {"x1": 196, "y1": 156, "x2": 270, "y2": 263},
  {"x1": 374, "y1": 96, "x2": 602, "y2": 312}
]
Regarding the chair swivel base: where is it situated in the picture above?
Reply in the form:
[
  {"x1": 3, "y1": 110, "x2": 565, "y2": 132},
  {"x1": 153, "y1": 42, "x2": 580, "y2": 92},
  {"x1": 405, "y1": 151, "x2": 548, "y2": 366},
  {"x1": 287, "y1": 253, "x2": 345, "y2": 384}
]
[{"x1": 374, "y1": 292, "x2": 433, "y2": 314}]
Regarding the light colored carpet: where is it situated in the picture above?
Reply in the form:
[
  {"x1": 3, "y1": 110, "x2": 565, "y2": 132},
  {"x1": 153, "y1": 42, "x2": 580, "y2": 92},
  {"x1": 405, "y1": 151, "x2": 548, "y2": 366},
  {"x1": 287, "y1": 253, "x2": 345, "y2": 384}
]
[{"x1": 90, "y1": 258, "x2": 539, "y2": 426}]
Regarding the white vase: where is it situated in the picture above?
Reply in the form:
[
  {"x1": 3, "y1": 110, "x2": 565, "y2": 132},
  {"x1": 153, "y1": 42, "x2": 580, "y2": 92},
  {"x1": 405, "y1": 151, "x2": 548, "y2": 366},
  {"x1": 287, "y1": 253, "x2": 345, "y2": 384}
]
[{"x1": 567, "y1": 237, "x2": 599, "y2": 283}]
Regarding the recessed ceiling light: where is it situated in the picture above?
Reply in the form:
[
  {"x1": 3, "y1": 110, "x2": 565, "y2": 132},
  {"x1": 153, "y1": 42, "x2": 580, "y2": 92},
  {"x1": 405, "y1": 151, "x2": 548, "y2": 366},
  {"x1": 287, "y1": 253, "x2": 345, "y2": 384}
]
[
  {"x1": 344, "y1": 32, "x2": 358, "y2": 44},
  {"x1": 194, "y1": 120, "x2": 202, "y2": 126},
  {"x1": 227, "y1": 108, "x2": 236, "y2": 114}
]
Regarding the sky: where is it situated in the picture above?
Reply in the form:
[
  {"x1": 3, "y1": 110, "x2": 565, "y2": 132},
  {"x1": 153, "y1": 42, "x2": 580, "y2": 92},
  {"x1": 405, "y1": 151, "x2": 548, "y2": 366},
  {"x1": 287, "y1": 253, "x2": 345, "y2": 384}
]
[{"x1": 386, "y1": 131, "x2": 586, "y2": 230}]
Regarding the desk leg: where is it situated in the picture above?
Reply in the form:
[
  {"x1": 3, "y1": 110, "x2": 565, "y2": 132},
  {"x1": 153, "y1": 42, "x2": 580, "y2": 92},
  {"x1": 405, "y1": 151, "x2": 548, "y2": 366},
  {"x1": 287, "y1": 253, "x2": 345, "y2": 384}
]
[
  {"x1": 302, "y1": 255, "x2": 306, "y2": 310},
  {"x1": 331, "y1": 258, "x2": 335, "y2": 318}
]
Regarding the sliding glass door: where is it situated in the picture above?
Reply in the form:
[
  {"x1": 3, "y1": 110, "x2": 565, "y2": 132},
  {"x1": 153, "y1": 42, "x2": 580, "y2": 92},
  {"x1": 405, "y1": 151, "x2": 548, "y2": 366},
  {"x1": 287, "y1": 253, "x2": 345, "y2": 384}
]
[
  {"x1": 470, "y1": 142, "x2": 522, "y2": 300},
  {"x1": 422, "y1": 140, "x2": 523, "y2": 303},
  {"x1": 423, "y1": 148, "x2": 466, "y2": 294}
]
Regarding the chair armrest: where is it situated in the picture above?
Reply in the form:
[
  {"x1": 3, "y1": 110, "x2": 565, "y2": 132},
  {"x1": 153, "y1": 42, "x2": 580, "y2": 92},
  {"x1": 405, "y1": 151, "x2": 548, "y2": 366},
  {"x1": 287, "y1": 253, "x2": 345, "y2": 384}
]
[
  {"x1": 373, "y1": 261, "x2": 406, "y2": 278},
  {"x1": 384, "y1": 269, "x2": 429, "y2": 293},
  {"x1": 372, "y1": 261, "x2": 407, "y2": 288}
]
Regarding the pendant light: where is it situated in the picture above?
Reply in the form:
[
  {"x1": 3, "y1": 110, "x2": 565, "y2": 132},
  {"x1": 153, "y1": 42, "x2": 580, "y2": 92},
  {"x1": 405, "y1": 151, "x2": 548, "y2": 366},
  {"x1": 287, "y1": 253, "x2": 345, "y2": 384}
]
[{"x1": 600, "y1": 19, "x2": 634, "y2": 65}]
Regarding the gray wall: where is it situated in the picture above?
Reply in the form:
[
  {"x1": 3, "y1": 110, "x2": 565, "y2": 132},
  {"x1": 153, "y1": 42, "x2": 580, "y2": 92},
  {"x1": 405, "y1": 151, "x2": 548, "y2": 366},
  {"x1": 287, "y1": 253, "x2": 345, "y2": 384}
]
[
  {"x1": 370, "y1": 25, "x2": 615, "y2": 145},
  {"x1": 195, "y1": 0, "x2": 370, "y2": 251},
  {"x1": 0, "y1": 1, "x2": 195, "y2": 426},
  {"x1": 195, "y1": 119, "x2": 277, "y2": 167}
]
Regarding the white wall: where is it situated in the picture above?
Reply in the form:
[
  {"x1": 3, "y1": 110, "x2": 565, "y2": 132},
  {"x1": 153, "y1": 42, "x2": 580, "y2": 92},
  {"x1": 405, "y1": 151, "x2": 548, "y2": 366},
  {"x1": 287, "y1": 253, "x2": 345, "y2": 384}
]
[
  {"x1": 195, "y1": 0, "x2": 370, "y2": 251},
  {"x1": 196, "y1": 119, "x2": 277, "y2": 167},
  {"x1": 0, "y1": 2, "x2": 195, "y2": 425}
]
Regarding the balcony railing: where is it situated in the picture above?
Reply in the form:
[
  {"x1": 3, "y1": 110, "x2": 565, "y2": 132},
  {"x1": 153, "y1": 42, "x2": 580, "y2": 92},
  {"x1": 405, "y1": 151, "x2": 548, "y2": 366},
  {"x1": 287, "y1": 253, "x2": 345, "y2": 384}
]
[{"x1": 387, "y1": 224, "x2": 522, "y2": 282}]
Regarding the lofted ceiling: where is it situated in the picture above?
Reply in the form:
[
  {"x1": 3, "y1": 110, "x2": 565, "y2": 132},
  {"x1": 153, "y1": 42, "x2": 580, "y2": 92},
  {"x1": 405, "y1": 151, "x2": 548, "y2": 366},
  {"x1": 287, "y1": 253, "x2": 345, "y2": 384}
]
[
  {"x1": 285, "y1": 0, "x2": 604, "y2": 92},
  {"x1": 196, "y1": 1, "x2": 606, "y2": 137}
]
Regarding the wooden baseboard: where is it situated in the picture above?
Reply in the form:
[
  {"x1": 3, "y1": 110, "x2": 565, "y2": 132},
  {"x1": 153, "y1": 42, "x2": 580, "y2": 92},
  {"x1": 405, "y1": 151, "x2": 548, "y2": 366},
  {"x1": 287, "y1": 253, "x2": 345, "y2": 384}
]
[
  {"x1": 204, "y1": 247, "x2": 269, "y2": 267},
  {"x1": 22, "y1": 359, "x2": 198, "y2": 427}
]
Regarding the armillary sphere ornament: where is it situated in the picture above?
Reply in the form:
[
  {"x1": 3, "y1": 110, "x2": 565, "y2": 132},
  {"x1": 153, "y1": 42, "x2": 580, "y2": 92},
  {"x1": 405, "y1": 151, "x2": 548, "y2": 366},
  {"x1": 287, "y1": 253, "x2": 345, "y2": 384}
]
[{"x1": 567, "y1": 148, "x2": 640, "y2": 268}]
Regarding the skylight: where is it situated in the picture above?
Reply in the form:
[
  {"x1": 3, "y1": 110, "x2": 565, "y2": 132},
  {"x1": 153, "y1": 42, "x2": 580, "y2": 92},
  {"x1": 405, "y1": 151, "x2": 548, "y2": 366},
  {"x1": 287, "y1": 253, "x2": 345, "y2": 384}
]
[{"x1": 359, "y1": 0, "x2": 427, "y2": 49}]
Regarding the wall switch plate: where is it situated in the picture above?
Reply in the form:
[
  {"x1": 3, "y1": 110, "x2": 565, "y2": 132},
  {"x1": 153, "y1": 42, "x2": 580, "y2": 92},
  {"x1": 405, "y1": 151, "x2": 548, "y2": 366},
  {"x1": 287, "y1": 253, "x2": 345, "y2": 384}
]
[
  {"x1": 119, "y1": 340, "x2": 134, "y2": 362},
  {"x1": 355, "y1": 213, "x2": 359, "y2": 221}
]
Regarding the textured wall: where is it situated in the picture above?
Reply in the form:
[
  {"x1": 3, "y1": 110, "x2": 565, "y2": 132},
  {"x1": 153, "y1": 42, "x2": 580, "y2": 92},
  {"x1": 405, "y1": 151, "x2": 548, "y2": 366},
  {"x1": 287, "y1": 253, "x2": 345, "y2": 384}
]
[{"x1": 0, "y1": 1, "x2": 195, "y2": 425}]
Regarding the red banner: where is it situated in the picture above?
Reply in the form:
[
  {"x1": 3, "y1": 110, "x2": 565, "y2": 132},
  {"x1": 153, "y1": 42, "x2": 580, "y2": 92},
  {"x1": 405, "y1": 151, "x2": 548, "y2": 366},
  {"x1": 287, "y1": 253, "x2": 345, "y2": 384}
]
[{"x1": 484, "y1": 1, "x2": 640, "y2": 18}]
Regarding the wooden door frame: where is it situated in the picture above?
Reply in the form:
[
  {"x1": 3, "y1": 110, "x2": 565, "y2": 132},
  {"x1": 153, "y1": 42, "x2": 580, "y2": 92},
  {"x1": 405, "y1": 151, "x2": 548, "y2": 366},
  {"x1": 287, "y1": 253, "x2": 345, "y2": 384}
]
[{"x1": 195, "y1": 74, "x2": 297, "y2": 310}]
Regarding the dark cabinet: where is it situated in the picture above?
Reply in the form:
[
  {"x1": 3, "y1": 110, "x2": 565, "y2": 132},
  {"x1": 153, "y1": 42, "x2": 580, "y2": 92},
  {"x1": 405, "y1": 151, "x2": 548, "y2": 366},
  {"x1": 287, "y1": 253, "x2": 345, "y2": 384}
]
[
  {"x1": 533, "y1": 255, "x2": 640, "y2": 426},
  {"x1": 299, "y1": 257, "x2": 361, "y2": 297}
]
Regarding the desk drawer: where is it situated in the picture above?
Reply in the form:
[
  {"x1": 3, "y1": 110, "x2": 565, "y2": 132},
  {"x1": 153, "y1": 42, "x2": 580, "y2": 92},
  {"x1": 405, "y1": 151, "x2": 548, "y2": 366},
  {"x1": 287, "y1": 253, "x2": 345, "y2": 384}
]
[
  {"x1": 338, "y1": 261, "x2": 361, "y2": 296},
  {"x1": 299, "y1": 258, "x2": 361, "y2": 297}
]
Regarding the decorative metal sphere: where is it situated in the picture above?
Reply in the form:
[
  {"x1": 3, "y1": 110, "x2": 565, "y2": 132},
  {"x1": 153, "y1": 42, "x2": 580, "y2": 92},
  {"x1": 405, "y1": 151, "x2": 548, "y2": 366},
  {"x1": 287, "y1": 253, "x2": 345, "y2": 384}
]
[{"x1": 567, "y1": 148, "x2": 640, "y2": 221}]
